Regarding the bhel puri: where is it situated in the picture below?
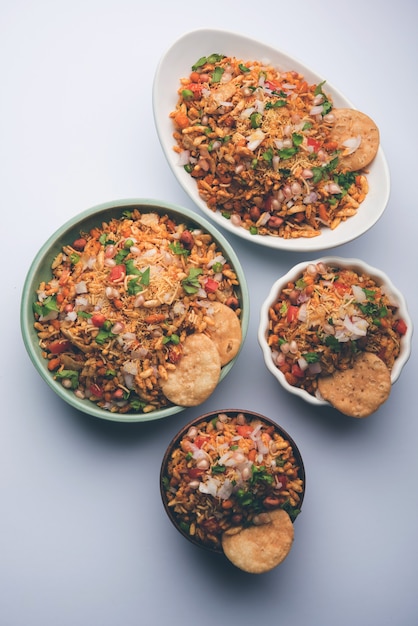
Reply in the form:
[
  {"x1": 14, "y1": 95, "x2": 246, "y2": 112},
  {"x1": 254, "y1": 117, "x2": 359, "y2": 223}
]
[
  {"x1": 21, "y1": 199, "x2": 249, "y2": 422},
  {"x1": 259, "y1": 257, "x2": 412, "y2": 417},
  {"x1": 160, "y1": 410, "x2": 305, "y2": 573}
]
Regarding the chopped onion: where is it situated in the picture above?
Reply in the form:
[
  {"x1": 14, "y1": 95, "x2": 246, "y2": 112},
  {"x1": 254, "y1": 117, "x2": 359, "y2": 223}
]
[
  {"x1": 352, "y1": 284, "x2": 367, "y2": 302},
  {"x1": 309, "y1": 104, "x2": 324, "y2": 115},
  {"x1": 343, "y1": 135, "x2": 361, "y2": 155},
  {"x1": 75, "y1": 281, "x2": 87, "y2": 294},
  {"x1": 177, "y1": 150, "x2": 190, "y2": 166}
]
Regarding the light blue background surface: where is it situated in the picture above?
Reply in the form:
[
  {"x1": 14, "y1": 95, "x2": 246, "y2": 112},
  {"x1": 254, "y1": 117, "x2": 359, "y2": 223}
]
[{"x1": 1, "y1": 1, "x2": 417, "y2": 625}]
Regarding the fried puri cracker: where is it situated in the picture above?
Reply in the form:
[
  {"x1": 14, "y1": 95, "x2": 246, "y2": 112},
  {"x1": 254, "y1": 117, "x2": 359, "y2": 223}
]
[
  {"x1": 317, "y1": 352, "x2": 391, "y2": 418},
  {"x1": 161, "y1": 333, "x2": 221, "y2": 406},
  {"x1": 221, "y1": 509, "x2": 294, "y2": 574},
  {"x1": 206, "y1": 301, "x2": 242, "y2": 366},
  {"x1": 330, "y1": 108, "x2": 380, "y2": 171}
]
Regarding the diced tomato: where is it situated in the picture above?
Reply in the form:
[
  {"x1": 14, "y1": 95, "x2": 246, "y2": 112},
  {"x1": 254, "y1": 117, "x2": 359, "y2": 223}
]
[
  {"x1": 286, "y1": 305, "x2": 299, "y2": 323},
  {"x1": 184, "y1": 82, "x2": 203, "y2": 99},
  {"x1": 265, "y1": 79, "x2": 281, "y2": 91},
  {"x1": 48, "y1": 339, "x2": 71, "y2": 354},
  {"x1": 188, "y1": 467, "x2": 204, "y2": 480},
  {"x1": 393, "y1": 318, "x2": 407, "y2": 335},
  {"x1": 194, "y1": 435, "x2": 209, "y2": 449},
  {"x1": 204, "y1": 278, "x2": 219, "y2": 293},
  {"x1": 89, "y1": 383, "x2": 103, "y2": 398},
  {"x1": 333, "y1": 281, "x2": 350, "y2": 296},
  {"x1": 108, "y1": 264, "x2": 126, "y2": 283},
  {"x1": 291, "y1": 364, "x2": 305, "y2": 378},
  {"x1": 236, "y1": 424, "x2": 254, "y2": 438},
  {"x1": 277, "y1": 474, "x2": 288, "y2": 489},
  {"x1": 91, "y1": 313, "x2": 106, "y2": 327},
  {"x1": 307, "y1": 137, "x2": 321, "y2": 152}
]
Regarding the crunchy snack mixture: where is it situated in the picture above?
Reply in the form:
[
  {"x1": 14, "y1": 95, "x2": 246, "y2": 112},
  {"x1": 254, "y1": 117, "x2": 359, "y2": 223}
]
[
  {"x1": 162, "y1": 412, "x2": 304, "y2": 551},
  {"x1": 32, "y1": 209, "x2": 242, "y2": 414},
  {"x1": 171, "y1": 54, "x2": 375, "y2": 239},
  {"x1": 266, "y1": 261, "x2": 408, "y2": 398}
]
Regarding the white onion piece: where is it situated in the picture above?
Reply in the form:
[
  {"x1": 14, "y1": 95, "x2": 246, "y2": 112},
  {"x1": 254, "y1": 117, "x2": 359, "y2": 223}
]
[{"x1": 343, "y1": 135, "x2": 361, "y2": 155}]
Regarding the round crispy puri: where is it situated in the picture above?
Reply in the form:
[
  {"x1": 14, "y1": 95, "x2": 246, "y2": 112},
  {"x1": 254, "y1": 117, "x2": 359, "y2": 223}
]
[
  {"x1": 206, "y1": 301, "x2": 242, "y2": 366},
  {"x1": 221, "y1": 509, "x2": 294, "y2": 574},
  {"x1": 317, "y1": 352, "x2": 391, "y2": 418},
  {"x1": 161, "y1": 333, "x2": 221, "y2": 407},
  {"x1": 330, "y1": 108, "x2": 380, "y2": 171}
]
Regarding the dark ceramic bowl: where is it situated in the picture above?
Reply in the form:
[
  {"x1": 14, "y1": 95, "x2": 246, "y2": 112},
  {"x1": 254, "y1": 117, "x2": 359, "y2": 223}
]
[{"x1": 160, "y1": 408, "x2": 305, "y2": 553}]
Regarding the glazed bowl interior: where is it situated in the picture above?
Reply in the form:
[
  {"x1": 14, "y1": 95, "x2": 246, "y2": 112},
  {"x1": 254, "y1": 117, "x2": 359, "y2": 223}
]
[
  {"x1": 21, "y1": 198, "x2": 249, "y2": 422},
  {"x1": 258, "y1": 256, "x2": 413, "y2": 408}
]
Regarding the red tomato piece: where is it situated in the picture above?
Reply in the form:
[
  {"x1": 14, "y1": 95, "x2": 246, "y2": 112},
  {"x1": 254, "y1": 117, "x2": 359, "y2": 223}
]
[
  {"x1": 307, "y1": 137, "x2": 321, "y2": 152},
  {"x1": 265, "y1": 79, "x2": 281, "y2": 91},
  {"x1": 204, "y1": 278, "x2": 219, "y2": 293},
  {"x1": 291, "y1": 364, "x2": 305, "y2": 378},
  {"x1": 89, "y1": 383, "x2": 103, "y2": 398},
  {"x1": 333, "y1": 281, "x2": 350, "y2": 295},
  {"x1": 91, "y1": 313, "x2": 106, "y2": 327},
  {"x1": 286, "y1": 305, "x2": 299, "y2": 323},
  {"x1": 393, "y1": 318, "x2": 407, "y2": 335},
  {"x1": 188, "y1": 468, "x2": 204, "y2": 479},
  {"x1": 236, "y1": 424, "x2": 254, "y2": 438},
  {"x1": 277, "y1": 474, "x2": 288, "y2": 489},
  {"x1": 194, "y1": 435, "x2": 209, "y2": 449},
  {"x1": 48, "y1": 339, "x2": 71, "y2": 354},
  {"x1": 108, "y1": 264, "x2": 126, "y2": 283},
  {"x1": 185, "y1": 82, "x2": 203, "y2": 99}
]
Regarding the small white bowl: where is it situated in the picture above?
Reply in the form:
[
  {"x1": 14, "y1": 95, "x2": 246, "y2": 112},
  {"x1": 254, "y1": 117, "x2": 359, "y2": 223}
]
[
  {"x1": 153, "y1": 29, "x2": 390, "y2": 252},
  {"x1": 258, "y1": 257, "x2": 413, "y2": 408}
]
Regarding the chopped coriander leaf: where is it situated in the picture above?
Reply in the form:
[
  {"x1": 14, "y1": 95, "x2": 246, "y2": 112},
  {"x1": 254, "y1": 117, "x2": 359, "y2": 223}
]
[
  {"x1": 169, "y1": 241, "x2": 190, "y2": 256},
  {"x1": 162, "y1": 333, "x2": 180, "y2": 345},
  {"x1": 114, "y1": 248, "x2": 129, "y2": 264},
  {"x1": 127, "y1": 277, "x2": 143, "y2": 295},
  {"x1": 125, "y1": 259, "x2": 141, "y2": 275},
  {"x1": 292, "y1": 133, "x2": 303, "y2": 146},
  {"x1": 303, "y1": 352, "x2": 320, "y2": 363},
  {"x1": 78, "y1": 311, "x2": 91, "y2": 319},
  {"x1": 324, "y1": 335, "x2": 341, "y2": 352},
  {"x1": 181, "y1": 267, "x2": 203, "y2": 294},
  {"x1": 262, "y1": 148, "x2": 274, "y2": 163},
  {"x1": 95, "y1": 329, "x2": 116, "y2": 345},
  {"x1": 33, "y1": 295, "x2": 59, "y2": 318},
  {"x1": 54, "y1": 369, "x2": 79, "y2": 389},
  {"x1": 278, "y1": 147, "x2": 298, "y2": 160},
  {"x1": 265, "y1": 99, "x2": 287, "y2": 109},
  {"x1": 212, "y1": 66, "x2": 225, "y2": 83},
  {"x1": 238, "y1": 63, "x2": 250, "y2": 73}
]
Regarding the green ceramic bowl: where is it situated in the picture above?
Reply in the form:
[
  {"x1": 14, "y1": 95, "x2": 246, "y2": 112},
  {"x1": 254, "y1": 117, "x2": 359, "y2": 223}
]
[{"x1": 21, "y1": 198, "x2": 249, "y2": 422}]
